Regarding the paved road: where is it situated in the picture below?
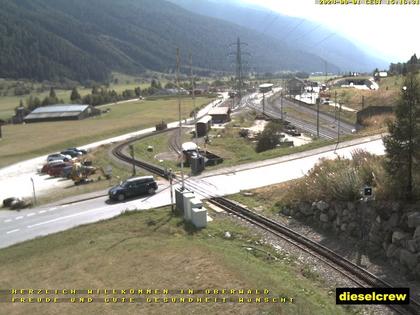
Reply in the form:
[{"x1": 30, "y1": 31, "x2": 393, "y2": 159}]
[{"x1": 0, "y1": 135, "x2": 385, "y2": 249}]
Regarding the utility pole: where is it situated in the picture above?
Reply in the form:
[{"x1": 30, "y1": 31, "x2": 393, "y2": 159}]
[
  {"x1": 334, "y1": 90, "x2": 338, "y2": 122},
  {"x1": 190, "y1": 53, "x2": 198, "y2": 150},
  {"x1": 229, "y1": 37, "x2": 249, "y2": 107},
  {"x1": 361, "y1": 95, "x2": 365, "y2": 110},
  {"x1": 129, "y1": 144, "x2": 136, "y2": 177},
  {"x1": 280, "y1": 91, "x2": 284, "y2": 121},
  {"x1": 236, "y1": 37, "x2": 244, "y2": 102},
  {"x1": 316, "y1": 98, "x2": 320, "y2": 138},
  {"x1": 30, "y1": 177, "x2": 37, "y2": 206},
  {"x1": 262, "y1": 92, "x2": 265, "y2": 116},
  {"x1": 169, "y1": 169, "x2": 174, "y2": 212},
  {"x1": 337, "y1": 101, "x2": 342, "y2": 143},
  {"x1": 176, "y1": 48, "x2": 185, "y2": 190}
]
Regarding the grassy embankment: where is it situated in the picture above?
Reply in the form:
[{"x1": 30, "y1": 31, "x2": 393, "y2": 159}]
[
  {"x1": 0, "y1": 96, "x2": 215, "y2": 168},
  {"x1": 0, "y1": 207, "x2": 355, "y2": 315},
  {"x1": 132, "y1": 111, "x2": 334, "y2": 174}
]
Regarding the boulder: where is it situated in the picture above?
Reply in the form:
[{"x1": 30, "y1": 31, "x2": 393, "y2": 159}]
[
  {"x1": 328, "y1": 208, "x2": 336, "y2": 220},
  {"x1": 300, "y1": 203, "x2": 314, "y2": 216},
  {"x1": 340, "y1": 223, "x2": 347, "y2": 232},
  {"x1": 392, "y1": 230, "x2": 410, "y2": 245},
  {"x1": 386, "y1": 244, "x2": 399, "y2": 258},
  {"x1": 223, "y1": 231, "x2": 232, "y2": 239},
  {"x1": 316, "y1": 200, "x2": 329, "y2": 212},
  {"x1": 348, "y1": 222, "x2": 357, "y2": 232},
  {"x1": 400, "y1": 249, "x2": 418, "y2": 269},
  {"x1": 347, "y1": 202, "x2": 356, "y2": 212},
  {"x1": 414, "y1": 226, "x2": 420, "y2": 239},
  {"x1": 386, "y1": 213, "x2": 400, "y2": 230},
  {"x1": 369, "y1": 232, "x2": 383, "y2": 245},
  {"x1": 407, "y1": 239, "x2": 418, "y2": 253},
  {"x1": 407, "y1": 212, "x2": 420, "y2": 228},
  {"x1": 391, "y1": 202, "x2": 401, "y2": 213},
  {"x1": 415, "y1": 264, "x2": 420, "y2": 278},
  {"x1": 320, "y1": 213, "x2": 329, "y2": 223}
]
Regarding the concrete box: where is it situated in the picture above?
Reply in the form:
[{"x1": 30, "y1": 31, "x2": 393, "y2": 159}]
[
  {"x1": 175, "y1": 187, "x2": 185, "y2": 213},
  {"x1": 183, "y1": 192, "x2": 195, "y2": 221},
  {"x1": 190, "y1": 198, "x2": 203, "y2": 210},
  {"x1": 191, "y1": 207, "x2": 207, "y2": 228}
]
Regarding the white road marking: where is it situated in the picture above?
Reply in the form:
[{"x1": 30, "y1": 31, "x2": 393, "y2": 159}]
[
  {"x1": 15, "y1": 216, "x2": 23, "y2": 220},
  {"x1": 4, "y1": 219, "x2": 12, "y2": 223},
  {"x1": 39, "y1": 210, "x2": 47, "y2": 214},
  {"x1": 27, "y1": 206, "x2": 109, "y2": 229},
  {"x1": 49, "y1": 207, "x2": 57, "y2": 211},
  {"x1": 27, "y1": 213, "x2": 36, "y2": 217},
  {"x1": 6, "y1": 229, "x2": 20, "y2": 234},
  {"x1": 61, "y1": 205, "x2": 69, "y2": 208}
]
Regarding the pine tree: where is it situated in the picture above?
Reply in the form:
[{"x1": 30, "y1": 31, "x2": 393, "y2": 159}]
[
  {"x1": 383, "y1": 73, "x2": 420, "y2": 200},
  {"x1": 49, "y1": 87, "x2": 57, "y2": 99},
  {"x1": 70, "y1": 87, "x2": 81, "y2": 102}
]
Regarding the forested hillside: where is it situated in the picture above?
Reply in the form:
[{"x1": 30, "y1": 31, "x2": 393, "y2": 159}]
[
  {"x1": 0, "y1": 0, "x2": 339, "y2": 82},
  {"x1": 171, "y1": 0, "x2": 388, "y2": 72}
]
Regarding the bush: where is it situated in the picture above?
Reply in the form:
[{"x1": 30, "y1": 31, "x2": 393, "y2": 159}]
[
  {"x1": 255, "y1": 121, "x2": 283, "y2": 153},
  {"x1": 284, "y1": 150, "x2": 390, "y2": 203}
]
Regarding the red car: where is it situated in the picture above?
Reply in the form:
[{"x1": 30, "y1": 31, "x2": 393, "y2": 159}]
[
  {"x1": 41, "y1": 160, "x2": 66, "y2": 174},
  {"x1": 47, "y1": 162, "x2": 73, "y2": 177}
]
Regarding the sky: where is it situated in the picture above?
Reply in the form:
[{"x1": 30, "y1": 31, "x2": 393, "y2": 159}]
[{"x1": 242, "y1": 0, "x2": 420, "y2": 62}]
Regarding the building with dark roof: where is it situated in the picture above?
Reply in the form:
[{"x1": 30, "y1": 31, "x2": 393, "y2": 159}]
[
  {"x1": 208, "y1": 107, "x2": 231, "y2": 124},
  {"x1": 24, "y1": 104, "x2": 100, "y2": 123}
]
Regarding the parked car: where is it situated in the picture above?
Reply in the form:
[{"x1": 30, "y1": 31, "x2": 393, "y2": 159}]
[
  {"x1": 108, "y1": 176, "x2": 158, "y2": 201},
  {"x1": 66, "y1": 147, "x2": 88, "y2": 155},
  {"x1": 47, "y1": 153, "x2": 71, "y2": 163},
  {"x1": 41, "y1": 159, "x2": 67, "y2": 173},
  {"x1": 60, "y1": 165, "x2": 74, "y2": 179},
  {"x1": 285, "y1": 129, "x2": 301, "y2": 137},
  {"x1": 47, "y1": 162, "x2": 73, "y2": 177},
  {"x1": 61, "y1": 150, "x2": 82, "y2": 158}
]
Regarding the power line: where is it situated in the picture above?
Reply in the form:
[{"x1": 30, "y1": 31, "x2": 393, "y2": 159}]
[
  {"x1": 293, "y1": 24, "x2": 322, "y2": 42},
  {"x1": 279, "y1": 19, "x2": 305, "y2": 42}
]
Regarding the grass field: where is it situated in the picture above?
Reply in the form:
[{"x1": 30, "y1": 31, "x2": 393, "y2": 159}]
[
  {"x1": 327, "y1": 74, "x2": 412, "y2": 112},
  {"x1": 0, "y1": 207, "x2": 354, "y2": 315},
  {"x1": 0, "y1": 75, "x2": 155, "y2": 120},
  {"x1": 309, "y1": 75, "x2": 338, "y2": 83},
  {"x1": 131, "y1": 114, "x2": 334, "y2": 174},
  {"x1": 0, "y1": 96, "x2": 215, "y2": 168}
]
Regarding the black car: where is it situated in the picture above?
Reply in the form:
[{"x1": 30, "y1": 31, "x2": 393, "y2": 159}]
[
  {"x1": 61, "y1": 150, "x2": 82, "y2": 158},
  {"x1": 66, "y1": 147, "x2": 88, "y2": 155},
  {"x1": 109, "y1": 176, "x2": 158, "y2": 201}
]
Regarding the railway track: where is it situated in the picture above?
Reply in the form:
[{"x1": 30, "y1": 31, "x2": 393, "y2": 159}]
[
  {"x1": 112, "y1": 133, "x2": 420, "y2": 315},
  {"x1": 246, "y1": 101, "x2": 337, "y2": 139},
  {"x1": 168, "y1": 128, "x2": 183, "y2": 155}
]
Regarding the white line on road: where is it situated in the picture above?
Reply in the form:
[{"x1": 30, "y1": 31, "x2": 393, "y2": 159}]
[
  {"x1": 15, "y1": 216, "x2": 23, "y2": 220},
  {"x1": 6, "y1": 229, "x2": 20, "y2": 234},
  {"x1": 4, "y1": 219, "x2": 12, "y2": 223},
  {"x1": 49, "y1": 207, "x2": 57, "y2": 211},
  {"x1": 27, "y1": 206, "x2": 110, "y2": 229},
  {"x1": 39, "y1": 210, "x2": 47, "y2": 214},
  {"x1": 61, "y1": 205, "x2": 69, "y2": 208},
  {"x1": 27, "y1": 213, "x2": 35, "y2": 217}
]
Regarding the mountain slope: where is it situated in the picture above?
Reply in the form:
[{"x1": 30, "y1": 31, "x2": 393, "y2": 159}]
[
  {"x1": 170, "y1": 0, "x2": 388, "y2": 72},
  {"x1": 0, "y1": 0, "x2": 340, "y2": 82}
]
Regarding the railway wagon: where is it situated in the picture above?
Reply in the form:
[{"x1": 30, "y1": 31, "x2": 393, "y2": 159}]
[{"x1": 195, "y1": 115, "x2": 212, "y2": 137}]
